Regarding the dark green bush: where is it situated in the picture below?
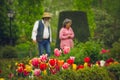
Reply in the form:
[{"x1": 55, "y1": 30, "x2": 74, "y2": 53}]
[
  {"x1": 2, "y1": 46, "x2": 18, "y2": 58},
  {"x1": 107, "y1": 64, "x2": 120, "y2": 80},
  {"x1": 0, "y1": 46, "x2": 3, "y2": 58}
]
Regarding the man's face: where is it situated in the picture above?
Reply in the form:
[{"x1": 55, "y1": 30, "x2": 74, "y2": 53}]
[{"x1": 43, "y1": 17, "x2": 50, "y2": 22}]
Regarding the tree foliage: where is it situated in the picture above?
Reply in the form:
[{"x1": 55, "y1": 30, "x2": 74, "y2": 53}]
[
  {"x1": 0, "y1": 0, "x2": 44, "y2": 46},
  {"x1": 0, "y1": 0, "x2": 10, "y2": 45},
  {"x1": 13, "y1": 0, "x2": 44, "y2": 43},
  {"x1": 93, "y1": 0, "x2": 120, "y2": 47},
  {"x1": 74, "y1": 0, "x2": 96, "y2": 38},
  {"x1": 74, "y1": 0, "x2": 120, "y2": 47}
]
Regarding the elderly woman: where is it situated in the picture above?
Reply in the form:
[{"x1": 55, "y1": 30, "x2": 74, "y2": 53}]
[{"x1": 59, "y1": 18, "x2": 75, "y2": 50}]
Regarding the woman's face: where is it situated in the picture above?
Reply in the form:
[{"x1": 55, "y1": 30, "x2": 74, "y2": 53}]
[{"x1": 66, "y1": 22, "x2": 72, "y2": 29}]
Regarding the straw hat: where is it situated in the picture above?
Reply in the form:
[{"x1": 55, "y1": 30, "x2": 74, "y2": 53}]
[{"x1": 42, "y1": 12, "x2": 52, "y2": 18}]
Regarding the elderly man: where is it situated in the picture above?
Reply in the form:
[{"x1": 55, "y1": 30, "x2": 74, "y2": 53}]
[{"x1": 31, "y1": 12, "x2": 52, "y2": 57}]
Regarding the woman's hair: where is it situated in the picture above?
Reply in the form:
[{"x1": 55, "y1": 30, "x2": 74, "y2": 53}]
[{"x1": 63, "y1": 18, "x2": 72, "y2": 28}]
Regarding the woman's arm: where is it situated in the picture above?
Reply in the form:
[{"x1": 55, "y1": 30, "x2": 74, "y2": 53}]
[{"x1": 59, "y1": 28, "x2": 69, "y2": 40}]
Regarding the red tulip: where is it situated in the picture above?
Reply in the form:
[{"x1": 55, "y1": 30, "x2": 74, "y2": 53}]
[
  {"x1": 66, "y1": 59, "x2": 74, "y2": 65},
  {"x1": 18, "y1": 63, "x2": 25, "y2": 69},
  {"x1": 23, "y1": 69, "x2": 29, "y2": 76},
  {"x1": 77, "y1": 65, "x2": 84, "y2": 70},
  {"x1": 0, "y1": 69, "x2": 2, "y2": 74},
  {"x1": 16, "y1": 66, "x2": 24, "y2": 73},
  {"x1": 50, "y1": 68, "x2": 57, "y2": 74},
  {"x1": 48, "y1": 59, "x2": 57, "y2": 68},
  {"x1": 105, "y1": 58, "x2": 114, "y2": 66},
  {"x1": 84, "y1": 57, "x2": 90, "y2": 63},
  {"x1": 39, "y1": 63, "x2": 47, "y2": 71}
]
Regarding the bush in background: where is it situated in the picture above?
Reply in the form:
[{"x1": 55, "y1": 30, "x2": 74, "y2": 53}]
[
  {"x1": 1, "y1": 46, "x2": 18, "y2": 58},
  {"x1": 110, "y1": 39, "x2": 120, "y2": 62},
  {"x1": 15, "y1": 41, "x2": 37, "y2": 58}
]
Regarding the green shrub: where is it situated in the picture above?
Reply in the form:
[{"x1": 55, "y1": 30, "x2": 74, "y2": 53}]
[
  {"x1": 110, "y1": 39, "x2": 120, "y2": 61},
  {"x1": 0, "y1": 46, "x2": 3, "y2": 58},
  {"x1": 0, "y1": 58, "x2": 17, "y2": 78},
  {"x1": 55, "y1": 40, "x2": 112, "y2": 64},
  {"x1": 53, "y1": 66, "x2": 111, "y2": 80},
  {"x1": 107, "y1": 64, "x2": 120, "y2": 80},
  {"x1": 75, "y1": 66, "x2": 111, "y2": 80},
  {"x1": 59, "y1": 40, "x2": 103, "y2": 64},
  {"x1": 15, "y1": 41, "x2": 36, "y2": 58},
  {"x1": 59, "y1": 70, "x2": 77, "y2": 80},
  {"x1": 42, "y1": 75, "x2": 62, "y2": 80},
  {"x1": 1, "y1": 46, "x2": 18, "y2": 58}
]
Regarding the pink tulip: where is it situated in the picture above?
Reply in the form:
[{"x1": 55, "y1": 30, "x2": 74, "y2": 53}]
[
  {"x1": 62, "y1": 63, "x2": 70, "y2": 70},
  {"x1": 40, "y1": 54, "x2": 48, "y2": 62},
  {"x1": 34, "y1": 69, "x2": 41, "y2": 76},
  {"x1": 70, "y1": 56, "x2": 75, "y2": 61},
  {"x1": 8, "y1": 73, "x2": 14, "y2": 79},
  {"x1": 63, "y1": 46, "x2": 70, "y2": 54},
  {"x1": 100, "y1": 48, "x2": 110, "y2": 54},
  {"x1": 54, "y1": 48, "x2": 62, "y2": 57},
  {"x1": 31, "y1": 58, "x2": 40, "y2": 68}
]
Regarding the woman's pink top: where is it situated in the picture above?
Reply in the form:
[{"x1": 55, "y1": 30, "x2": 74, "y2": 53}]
[{"x1": 59, "y1": 27, "x2": 74, "y2": 49}]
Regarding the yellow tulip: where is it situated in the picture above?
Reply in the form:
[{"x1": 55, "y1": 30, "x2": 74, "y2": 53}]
[
  {"x1": 84, "y1": 62, "x2": 88, "y2": 67},
  {"x1": 0, "y1": 78, "x2": 5, "y2": 80},
  {"x1": 15, "y1": 62, "x2": 18, "y2": 66},
  {"x1": 72, "y1": 64, "x2": 77, "y2": 70},
  {"x1": 43, "y1": 70, "x2": 47, "y2": 75},
  {"x1": 114, "y1": 61, "x2": 119, "y2": 64},
  {"x1": 25, "y1": 65, "x2": 32, "y2": 72},
  {"x1": 95, "y1": 63, "x2": 99, "y2": 67},
  {"x1": 29, "y1": 60, "x2": 32, "y2": 65}
]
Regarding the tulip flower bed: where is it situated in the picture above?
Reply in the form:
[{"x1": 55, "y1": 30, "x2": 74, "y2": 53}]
[
  {"x1": 14, "y1": 47, "x2": 119, "y2": 79},
  {"x1": 0, "y1": 47, "x2": 120, "y2": 80}
]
